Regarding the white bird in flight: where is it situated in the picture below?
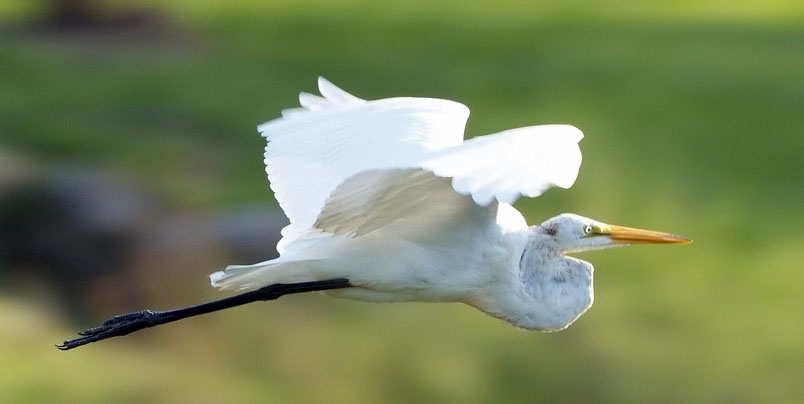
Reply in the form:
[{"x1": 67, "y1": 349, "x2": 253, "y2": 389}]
[{"x1": 58, "y1": 77, "x2": 689, "y2": 350}]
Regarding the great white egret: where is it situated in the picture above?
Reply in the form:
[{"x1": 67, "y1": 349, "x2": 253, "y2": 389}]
[{"x1": 58, "y1": 77, "x2": 689, "y2": 350}]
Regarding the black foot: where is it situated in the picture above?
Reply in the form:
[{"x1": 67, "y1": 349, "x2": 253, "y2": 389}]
[
  {"x1": 57, "y1": 279, "x2": 352, "y2": 351},
  {"x1": 56, "y1": 310, "x2": 160, "y2": 351}
]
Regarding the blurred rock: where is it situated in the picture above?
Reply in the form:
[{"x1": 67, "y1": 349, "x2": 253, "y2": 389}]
[
  {"x1": 0, "y1": 159, "x2": 285, "y2": 321},
  {"x1": 212, "y1": 208, "x2": 285, "y2": 264},
  {"x1": 1, "y1": 166, "x2": 150, "y2": 319},
  {"x1": 140, "y1": 208, "x2": 284, "y2": 263},
  {"x1": 2, "y1": 0, "x2": 199, "y2": 54},
  {"x1": 38, "y1": 0, "x2": 176, "y2": 36},
  {"x1": 43, "y1": 0, "x2": 100, "y2": 30}
]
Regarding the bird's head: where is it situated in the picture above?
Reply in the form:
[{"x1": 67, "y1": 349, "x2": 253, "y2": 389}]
[{"x1": 539, "y1": 213, "x2": 691, "y2": 254}]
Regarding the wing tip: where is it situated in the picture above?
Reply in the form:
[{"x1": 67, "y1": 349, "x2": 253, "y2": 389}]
[
  {"x1": 317, "y1": 76, "x2": 364, "y2": 104},
  {"x1": 559, "y1": 124, "x2": 584, "y2": 142},
  {"x1": 317, "y1": 76, "x2": 332, "y2": 91}
]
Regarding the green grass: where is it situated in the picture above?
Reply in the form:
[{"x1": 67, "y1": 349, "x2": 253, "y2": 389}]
[{"x1": 2, "y1": 1, "x2": 803, "y2": 403}]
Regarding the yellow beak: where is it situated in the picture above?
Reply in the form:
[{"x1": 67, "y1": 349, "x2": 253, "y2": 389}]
[{"x1": 602, "y1": 225, "x2": 692, "y2": 245}]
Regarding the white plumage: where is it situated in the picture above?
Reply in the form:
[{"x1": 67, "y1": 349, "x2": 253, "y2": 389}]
[{"x1": 209, "y1": 77, "x2": 689, "y2": 331}]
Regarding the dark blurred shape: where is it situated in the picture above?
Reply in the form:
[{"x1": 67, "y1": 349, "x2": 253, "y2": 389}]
[
  {"x1": 45, "y1": 0, "x2": 100, "y2": 30},
  {"x1": 213, "y1": 208, "x2": 287, "y2": 264},
  {"x1": 39, "y1": 0, "x2": 169, "y2": 34},
  {"x1": 0, "y1": 165, "x2": 152, "y2": 320},
  {"x1": 0, "y1": 154, "x2": 284, "y2": 322},
  {"x1": 6, "y1": 0, "x2": 197, "y2": 52}
]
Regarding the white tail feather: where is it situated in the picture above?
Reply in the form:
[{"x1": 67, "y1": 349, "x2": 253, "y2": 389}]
[{"x1": 209, "y1": 259, "x2": 320, "y2": 291}]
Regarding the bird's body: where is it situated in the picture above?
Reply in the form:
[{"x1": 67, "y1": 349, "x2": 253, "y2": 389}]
[
  {"x1": 209, "y1": 78, "x2": 689, "y2": 331},
  {"x1": 57, "y1": 78, "x2": 690, "y2": 350}
]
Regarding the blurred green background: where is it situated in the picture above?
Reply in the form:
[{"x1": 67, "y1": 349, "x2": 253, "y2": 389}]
[{"x1": 1, "y1": 0, "x2": 803, "y2": 403}]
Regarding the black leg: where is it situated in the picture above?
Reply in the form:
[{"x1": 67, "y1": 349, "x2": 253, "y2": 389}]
[{"x1": 56, "y1": 278, "x2": 351, "y2": 350}]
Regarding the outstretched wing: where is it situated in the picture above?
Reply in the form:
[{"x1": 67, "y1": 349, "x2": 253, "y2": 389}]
[
  {"x1": 422, "y1": 125, "x2": 583, "y2": 206},
  {"x1": 259, "y1": 77, "x2": 470, "y2": 231},
  {"x1": 260, "y1": 78, "x2": 583, "y2": 255},
  {"x1": 307, "y1": 125, "x2": 583, "y2": 241}
]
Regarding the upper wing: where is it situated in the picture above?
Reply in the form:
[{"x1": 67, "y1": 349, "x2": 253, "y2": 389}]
[
  {"x1": 259, "y1": 77, "x2": 470, "y2": 230},
  {"x1": 260, "y1": 78, "x2": 583, "y2": 255},
  {"x1": 421, "y1": 125, "x2": 584, "y2": 206},
  {"x1": 306, "y1": 125, "x2": 583, "y2": 241}
]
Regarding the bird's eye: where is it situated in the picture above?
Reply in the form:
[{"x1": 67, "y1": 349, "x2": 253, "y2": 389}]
[{"x1": 583, "y1": 225, "x2": 593, "y2": 234}]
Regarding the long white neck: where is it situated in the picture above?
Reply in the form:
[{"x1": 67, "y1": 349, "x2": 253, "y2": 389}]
[{"x1": 487, "y1": 229, "x2": 595, "y2": 331}]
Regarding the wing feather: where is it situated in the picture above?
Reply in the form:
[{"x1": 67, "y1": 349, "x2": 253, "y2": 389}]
[
  {"x1": 259, "y1": 77, "x2": 470, "y2": 231},
  {"x1": 314, "y1": 168, "x2": 479, "y2": 238},
  {"x1": 306, "y1": 126, "x2": 582, "y2": 243},
  {"x1": 421, "y1": 125, "x2": 583, "y2": 205},
  {"x1": 258, "y1": 79, "x2": 583, "y2": 256}
]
